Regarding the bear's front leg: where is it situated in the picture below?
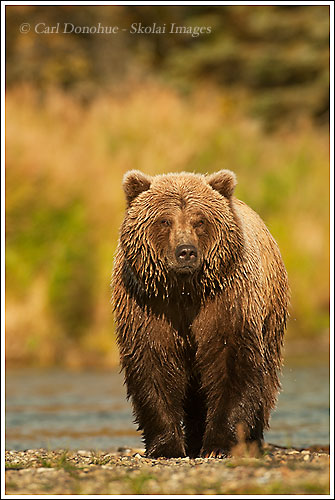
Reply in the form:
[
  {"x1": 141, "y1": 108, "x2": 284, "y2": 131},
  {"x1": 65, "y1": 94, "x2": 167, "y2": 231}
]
[
  {"x1": 131, "y1": 400, "x2": 186, "y2": 458},
  {"x1": 197, "y1": 335, "x2": 267, "y2": 458},
  {"x1": 123, "y1": 358, "x2": 187, "y2": 458},
  {"x1": 200, "y1": 393, "x2": 265, "y2": 458},
  {"x1": 129, "y1": 378, "x2": 186, "y2": 458},
  {"x1": 119, "y1": 313, "x2": 188, "y2": 458}
]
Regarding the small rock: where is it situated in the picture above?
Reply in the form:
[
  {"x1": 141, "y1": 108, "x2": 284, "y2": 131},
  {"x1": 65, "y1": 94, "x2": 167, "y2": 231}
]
[{"x1": 133, "y1": 448, "x2": 145, "y2": 455}]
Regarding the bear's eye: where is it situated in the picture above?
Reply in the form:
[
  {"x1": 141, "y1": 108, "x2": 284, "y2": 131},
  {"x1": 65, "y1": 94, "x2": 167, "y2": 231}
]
[
  {"x1": 160, "y1": 219, "x2": 171, "y2": 227},
  {"x1": 194, "y1": 219, "x2": 205, "y2": 228}
]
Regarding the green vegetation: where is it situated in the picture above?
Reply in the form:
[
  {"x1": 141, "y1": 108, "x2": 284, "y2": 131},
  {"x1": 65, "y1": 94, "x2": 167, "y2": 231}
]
[
  {"x1": 5, "y1": 462, "x2": 26, "y2": 471},
  {"x1": 91, "y1": 453, "x2": 114, "y2": 466},
  {"x1": 126, "y1": 472, "x2": 157, "y2": 495},
  {"x1": 37, "y1": 451, "x2": 82, "y2": 475},
  {"x1": 55, "y1": 452, "x2": 83, "y2": 476},
  {"x1": 5, "y1": 5, "x2": 330, "y2": 368},
  {"x1": 37, "y1": 458, "x2": 54, "y2": 469},
  {"x1": 6, "y1": 5, "x2": 329, "y2": 129}
]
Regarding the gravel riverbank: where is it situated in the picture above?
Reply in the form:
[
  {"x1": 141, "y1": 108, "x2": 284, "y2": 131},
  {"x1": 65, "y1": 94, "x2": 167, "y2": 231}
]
[{"x1": 5, "y1": 444, "x2": 330, "y2": 495}]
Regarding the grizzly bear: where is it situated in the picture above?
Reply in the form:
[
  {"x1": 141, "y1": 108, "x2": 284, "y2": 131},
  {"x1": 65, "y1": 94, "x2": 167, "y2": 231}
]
[{"x1": 112, "y1": 170, "x2": 289, "y2": 459}]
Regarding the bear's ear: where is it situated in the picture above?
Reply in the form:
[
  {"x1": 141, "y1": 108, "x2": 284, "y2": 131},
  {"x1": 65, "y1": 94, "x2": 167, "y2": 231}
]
[
  {"x1": 123, "y1": 170, "x2": 152, "y2": 207},
  {"x1": 206, "y1": 170, "x2": 237, "y2": 198}
]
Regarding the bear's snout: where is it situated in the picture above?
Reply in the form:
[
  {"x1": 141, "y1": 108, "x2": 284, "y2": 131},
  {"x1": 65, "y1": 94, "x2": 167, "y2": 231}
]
[{"x1": 175, "y1": 244, "x2": 198, "y2": 270}]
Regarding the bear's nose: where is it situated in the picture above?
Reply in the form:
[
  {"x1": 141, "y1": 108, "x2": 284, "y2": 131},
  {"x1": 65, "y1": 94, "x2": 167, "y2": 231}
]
[{"x1": 175, "y1": 244, "x2": 198, "y2": 264}]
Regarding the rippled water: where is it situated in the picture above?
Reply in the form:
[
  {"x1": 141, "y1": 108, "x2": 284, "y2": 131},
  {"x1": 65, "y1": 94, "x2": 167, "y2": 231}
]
[{"x1": 5, "y1": 364, "x2": 329, "y2": 451}]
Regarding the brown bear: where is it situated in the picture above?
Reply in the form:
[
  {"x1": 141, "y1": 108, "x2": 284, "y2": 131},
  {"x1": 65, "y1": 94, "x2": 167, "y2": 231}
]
[{"x1": 112, "y1": 170, "x2": 289, "y2": 459}]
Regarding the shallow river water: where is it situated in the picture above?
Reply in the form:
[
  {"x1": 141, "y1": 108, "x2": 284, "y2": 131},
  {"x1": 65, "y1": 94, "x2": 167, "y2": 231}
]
[{"x1": 5, "y1": 364, "x2": 329, "y2": 451}]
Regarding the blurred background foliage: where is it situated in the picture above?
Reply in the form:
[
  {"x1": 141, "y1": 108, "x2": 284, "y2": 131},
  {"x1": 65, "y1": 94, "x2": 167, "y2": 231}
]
[{"x1": 5, "y1": 5, "x2": 330, "y2": 368}]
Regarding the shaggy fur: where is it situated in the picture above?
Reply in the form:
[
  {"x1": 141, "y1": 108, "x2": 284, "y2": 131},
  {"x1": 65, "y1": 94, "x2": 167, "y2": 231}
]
[{"x1": 112, "y1": 170, "x2": 289, "y2": 459}]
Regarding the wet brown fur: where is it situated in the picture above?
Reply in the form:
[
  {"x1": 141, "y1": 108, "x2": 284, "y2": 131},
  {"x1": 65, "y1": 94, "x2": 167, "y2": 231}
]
[{"x1": 112, "y1": 170, "x2": 289, "y2": 458}]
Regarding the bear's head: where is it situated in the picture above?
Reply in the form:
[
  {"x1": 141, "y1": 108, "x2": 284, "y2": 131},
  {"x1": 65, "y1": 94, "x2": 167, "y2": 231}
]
[{"x1": 120, "y1": 170, "x2": 242, "y2": 296}]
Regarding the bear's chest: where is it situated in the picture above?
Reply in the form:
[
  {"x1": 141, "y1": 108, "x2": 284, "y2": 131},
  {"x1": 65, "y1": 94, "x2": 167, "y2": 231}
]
[{"x1": 166, "y1": 291, "x2": 201, "y2": 332}]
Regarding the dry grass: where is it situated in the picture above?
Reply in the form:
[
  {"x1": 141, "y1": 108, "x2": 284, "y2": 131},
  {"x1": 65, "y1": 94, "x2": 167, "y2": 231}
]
[{"x1": 5, "y1": 83, "x2": 330, "y2": 367}]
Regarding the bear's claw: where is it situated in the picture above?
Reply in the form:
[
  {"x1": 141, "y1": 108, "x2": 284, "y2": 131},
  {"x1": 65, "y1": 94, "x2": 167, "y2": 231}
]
[{"x1": 201, "y1": 448, "x2": 228, "y2": 459}]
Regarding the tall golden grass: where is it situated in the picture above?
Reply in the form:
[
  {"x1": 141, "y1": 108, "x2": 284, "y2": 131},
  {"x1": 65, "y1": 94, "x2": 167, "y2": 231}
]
[{"x1": 5, "y1": 83, "x2": 329, "y2": 368}]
